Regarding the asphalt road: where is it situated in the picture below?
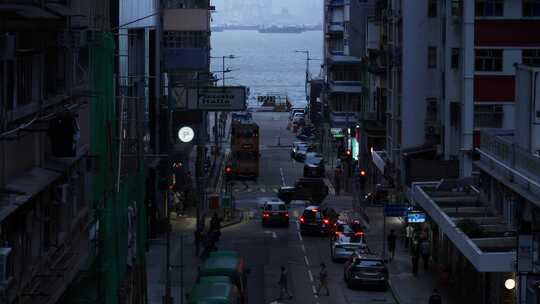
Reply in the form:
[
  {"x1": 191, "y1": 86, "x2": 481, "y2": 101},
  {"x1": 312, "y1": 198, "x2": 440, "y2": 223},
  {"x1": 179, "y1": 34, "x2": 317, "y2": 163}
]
[{"x1": 219, "y1": 112, "x2": 396, "y2": 304}]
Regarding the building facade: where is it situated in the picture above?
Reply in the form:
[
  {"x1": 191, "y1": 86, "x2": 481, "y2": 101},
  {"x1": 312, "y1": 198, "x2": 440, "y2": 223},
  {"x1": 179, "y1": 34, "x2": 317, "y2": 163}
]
[{"x1": 367, "y1": 1, "x2": 540, "y2": 303}]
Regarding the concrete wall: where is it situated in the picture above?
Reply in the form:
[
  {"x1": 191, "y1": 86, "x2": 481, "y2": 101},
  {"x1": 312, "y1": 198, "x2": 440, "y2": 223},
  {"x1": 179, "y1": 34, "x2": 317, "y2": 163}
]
[
  {"x1": 402, "y1": 0, "x2": 430, "y2": 149},
  {"x1": 163, "y1": 9, "x2": 210, "y2": 31}
]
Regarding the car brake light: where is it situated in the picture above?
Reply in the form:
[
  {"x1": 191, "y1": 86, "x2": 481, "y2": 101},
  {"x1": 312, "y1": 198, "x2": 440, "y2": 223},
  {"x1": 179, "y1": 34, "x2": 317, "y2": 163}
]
[
  {"x1": 299, "y1": 217, "x2": 305, "y2": 222},
  {"x1": 312, "y1": 209, "x2": 318, "y2": 212},
  {"x1": 262, "y1": 212, "x2": 269, "y2": 218},
  {"x1": 355, "y1": 232, "x2": 364, "y2": 236},
  {"x1": 285, "y1": 213, "x2": 289, "y2": 217},
  {"x1": 323, "y1": 219, "x2": 329, "y2": 224}
]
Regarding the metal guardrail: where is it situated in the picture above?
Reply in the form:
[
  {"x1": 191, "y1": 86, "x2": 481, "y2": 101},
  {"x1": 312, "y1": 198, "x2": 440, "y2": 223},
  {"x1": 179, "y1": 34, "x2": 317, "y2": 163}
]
[{"x1": 479, "y1": 130, "x2": 540, "y2": 183}]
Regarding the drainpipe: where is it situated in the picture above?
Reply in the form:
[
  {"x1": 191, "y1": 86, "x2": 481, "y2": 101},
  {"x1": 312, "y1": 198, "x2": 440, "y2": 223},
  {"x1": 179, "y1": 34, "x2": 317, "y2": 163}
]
[{"x1": 461, "y1": 0, "x2": 474, "y2": 178}]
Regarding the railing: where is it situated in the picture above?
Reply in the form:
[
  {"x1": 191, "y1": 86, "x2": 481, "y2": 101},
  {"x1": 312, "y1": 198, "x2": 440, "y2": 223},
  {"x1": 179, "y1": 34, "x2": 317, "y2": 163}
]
[{"x1": 479, "y1": 130, "x2": 540, "y2": 183}]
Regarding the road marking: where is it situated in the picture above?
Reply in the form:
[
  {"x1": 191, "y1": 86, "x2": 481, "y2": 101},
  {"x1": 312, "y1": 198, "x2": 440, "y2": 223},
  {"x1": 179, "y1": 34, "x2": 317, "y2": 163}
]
[
  {"x1": 260, "y1": 188, "x2": 266, "y2": 192},
  {"x1": 312, "y1": 286, "x2": 318, "y2": 298},
  {"x1": 297, "y1": 231, "x2": 303, "y2": 241},
  {"x1": 280, "y1": 168, "x2": 286, "y2": 186},
  {"x1": 272, "y1": 232, "x2": 277, "y2": 239},
  {"x1": 273, "y1": 188, "x2": 278, "y2": 193},
  {"x1": 301, "y1": 244, "x2": 306, "y2": 253},
  {"x1": 323, "y1": 178, "x2": 336, "y2": 195},
  {"x1": 304, "y1": 256, "x2": 310, "y2": 266},
  {"x1": 308, "y1": 270, "x2": 314, "y2": 282},
  {"x1": 296, "y1": 221, "x2": 300, "y2": 230}
]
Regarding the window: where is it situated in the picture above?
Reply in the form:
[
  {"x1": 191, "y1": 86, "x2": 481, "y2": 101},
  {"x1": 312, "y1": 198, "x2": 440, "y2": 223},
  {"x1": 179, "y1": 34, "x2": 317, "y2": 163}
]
[
  {"x1": 523, "y1": 0, "x2": 540, "y2": 17},
  {"x1": 451, "y1": 0, "x2": 463, "y2": 16},
  {"x1": 475, "y1": 0, "x2": 504, "y2": 17},
  {"x1": 451, "y1": 48, "x2": 460, "y2": 69},
  {"x1": 164, "y1": 31, "x2": 209, "y2": 48},
  {"x1": 428, "y1": 47, "x2": 437, "y2": 68},
  {"x1": 329, "y1": 38, "x2": 344, "y2": 53},
  {"x1": 475, "y1": 49, "x2": 503, "y2": 71},
  {"x1": 428, "y1": 0, "x2": 438, "y2": 17},
  {"x1": 474, "y1": 105, "x2": 503, "y2": 128},
  {"x1": 523, "y1": 49, "x2": 540, "y2": 67},
  {"x1": 16, "y1": 54, "x2": 34, "y2": 106}
]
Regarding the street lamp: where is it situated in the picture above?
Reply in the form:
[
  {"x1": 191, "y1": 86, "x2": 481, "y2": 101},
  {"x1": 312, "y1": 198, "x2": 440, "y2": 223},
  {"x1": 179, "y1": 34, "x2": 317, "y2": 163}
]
[{"x1": 505, "y1": 278, "x2": 516, "y2": 290}]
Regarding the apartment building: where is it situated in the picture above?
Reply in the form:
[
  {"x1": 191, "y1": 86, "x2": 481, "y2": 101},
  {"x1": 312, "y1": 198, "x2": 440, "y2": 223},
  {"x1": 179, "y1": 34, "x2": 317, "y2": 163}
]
[
  {"x1": 163, "y1": 0, "x2": 212, "y2": 178},
  {"x1": 367, "y1": 1, "x2": 540, "y2": 303},
  {"x1": 323, "y1": 0, "x2": 372, "y2": 132},
  {"x1": 0, "y1": 0, "x2": 106, "y2": 302}
]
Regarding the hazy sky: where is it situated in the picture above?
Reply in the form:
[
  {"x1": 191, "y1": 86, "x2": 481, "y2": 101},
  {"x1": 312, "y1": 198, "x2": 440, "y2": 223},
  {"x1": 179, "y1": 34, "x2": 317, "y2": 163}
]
[{"x1": 212, "y1": 0, "x2": 323, "y2": 25}]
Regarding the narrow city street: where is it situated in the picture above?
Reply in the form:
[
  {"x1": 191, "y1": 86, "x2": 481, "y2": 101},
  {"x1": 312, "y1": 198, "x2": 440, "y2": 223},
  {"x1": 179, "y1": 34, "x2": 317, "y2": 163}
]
[{"x1": 213, "y1": 112, "x2": 396, "y2": 304}]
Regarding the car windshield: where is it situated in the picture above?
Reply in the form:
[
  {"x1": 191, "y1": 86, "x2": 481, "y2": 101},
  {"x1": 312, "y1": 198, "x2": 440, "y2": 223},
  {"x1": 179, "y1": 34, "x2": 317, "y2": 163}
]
[
  {"x1": 355, "y1": 260, "x2": 384, "y2": 267},
  {"x1": 265, "y1": 204, "x2": 286, "y2": 211},
  {"x1": 303, "y1": 210, "x2": 321, "y2": 220},
  {"x1": 337, "y1": 224, "x2": 354, "y2": 234}
]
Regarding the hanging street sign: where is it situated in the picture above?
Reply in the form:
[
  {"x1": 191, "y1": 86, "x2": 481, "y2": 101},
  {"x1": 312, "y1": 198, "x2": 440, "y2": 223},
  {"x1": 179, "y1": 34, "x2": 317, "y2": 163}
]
[
  {"x1": 186, "y1": 86, "x2": 247, "y2": 111},
  {"x1": 383, "y1": 204, "x2": 413, "y2": 217}
]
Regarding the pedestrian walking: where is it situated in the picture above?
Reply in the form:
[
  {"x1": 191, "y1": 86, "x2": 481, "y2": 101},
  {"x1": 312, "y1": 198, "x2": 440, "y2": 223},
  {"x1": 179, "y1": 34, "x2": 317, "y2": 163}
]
[
  {"x1": 420, "y1": 239, "x2": 431, "y2": 270},
  {"x1": 429, "y1": 288, "x2": 442, "y2": 304},
  {"x1": 387, "y1": 230, "x2": 397, "y2": 261},
  {"x1": 405, "y1": 224, "x2": 414, "y2": 249},
  {"x1": 316, "y1": 263, "x2": 330, "y2": 296},
  {"x1": 278, "y1": 266, "x2": 293, "y2": 300}
]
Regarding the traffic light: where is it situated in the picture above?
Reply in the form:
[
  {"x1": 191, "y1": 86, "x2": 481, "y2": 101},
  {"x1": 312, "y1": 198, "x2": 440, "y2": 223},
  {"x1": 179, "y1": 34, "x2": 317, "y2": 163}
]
[
  {"x1": 358, "y1": 168, "x2": 368, "y2": 190},
  {"x1": 225, "y1": 165, "x2": 233, "y2": 181},
  {"x1": 345, "y1": 149, "x2": 352, "y2": 157}
]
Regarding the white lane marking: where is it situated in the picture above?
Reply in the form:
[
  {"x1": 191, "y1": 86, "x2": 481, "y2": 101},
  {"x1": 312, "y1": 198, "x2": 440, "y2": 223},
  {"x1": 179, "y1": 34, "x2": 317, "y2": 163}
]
[
  {"x1": 273, "y1": 188, "x2": 278, "y2": 193},
  {"x1": 312, "y1": 286, "x2": 318, "y2": 298},
  {"x1": 308, "y1": 270, "x2": 314, "y2": 282},
  {"x1": 296, "y1": 221, "x2": 300, "y2": 230},
  {"x1": 304, "y1": 256, "x2": 310, "y2": 266},
  {"x1": 301, "y1": 244, "x2": 306, "y2": 253},
  {"x1": 323, "y1": 178, "x2": 336, "y2": 195},
  {"x1": 260, "y1": 187, "x2": 266, "y2": 192},
  {"x1": 272, "y1": 232, "x2": 277, "y2": 239},
  {"x1": 280, "y1": 168, "x2": 286, "y2": 186},
  {"x1": 297, "y1": 231, "x2": 303, "y2": 241}
]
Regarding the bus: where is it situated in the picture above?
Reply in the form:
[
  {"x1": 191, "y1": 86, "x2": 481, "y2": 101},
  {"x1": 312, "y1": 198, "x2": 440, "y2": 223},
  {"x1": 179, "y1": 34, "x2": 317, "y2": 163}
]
[{"x1": 230, "y1": 120, "x2": 259, "y2": 179}]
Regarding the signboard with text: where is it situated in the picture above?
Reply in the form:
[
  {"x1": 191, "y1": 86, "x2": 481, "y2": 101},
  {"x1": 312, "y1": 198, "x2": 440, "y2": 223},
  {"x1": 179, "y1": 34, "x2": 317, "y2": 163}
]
[{"x1": 186, "y1": 86, "x2": 247, "y2": 111}]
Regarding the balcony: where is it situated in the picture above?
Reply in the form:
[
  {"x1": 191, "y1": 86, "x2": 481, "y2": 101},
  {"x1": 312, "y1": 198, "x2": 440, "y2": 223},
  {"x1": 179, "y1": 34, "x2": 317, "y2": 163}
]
[
  {"x1": 326, "y1": 0, "x2": 344, "y2": 7},
  {"x1": 410, "y1": 181, "x2": 515, "y2": 272},
  {"x1": 328, "y1": 81, "x2": 363, "y2": 93},
  {"x1": 328, "y1": 54, "x2": 362, "y2": 65},
  {"x1": 327, "y1": 22, "x2": 344, "y2": 32},
  {"x1": 475, "y1": 129, "x2": 540, "y2": 207}
]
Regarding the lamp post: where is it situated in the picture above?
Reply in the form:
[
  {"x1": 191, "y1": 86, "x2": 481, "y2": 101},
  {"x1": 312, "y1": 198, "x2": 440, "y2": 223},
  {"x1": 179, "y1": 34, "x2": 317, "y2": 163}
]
[
  {"x1": 294, "y1": 50, "x2": 321, "y2": 104},
  {"x1": 210, "y1": 55, "x2": 237, "y2": 160}
]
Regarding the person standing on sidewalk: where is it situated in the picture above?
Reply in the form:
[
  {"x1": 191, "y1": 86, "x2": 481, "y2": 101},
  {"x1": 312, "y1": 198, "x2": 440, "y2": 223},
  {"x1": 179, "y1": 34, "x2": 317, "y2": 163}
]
[
  {"x1": 387, "y1": 230, "x2": 397, "y2": 261},
  {"x1": 420, "y1": 238, "x2": 431, "y2": 270},
  {"x1": 278, "y1": 266, "x2": 293, "y2": 300},
  {"x1": 316, "y1": 263, "x2": 330, "y2": 296},
  {"x1": 429, "y1": 288, "x2": 442, "y2": 304},
  {"x1": 405, "y1": 224, "x2": 414, "y2": 249},
  {"x1": 411, "y1": 237, "x2": 420, "y2": 276}
]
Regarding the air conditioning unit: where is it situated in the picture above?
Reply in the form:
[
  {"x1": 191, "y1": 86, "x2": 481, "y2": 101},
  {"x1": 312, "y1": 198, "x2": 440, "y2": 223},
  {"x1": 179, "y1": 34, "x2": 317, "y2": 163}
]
[
  {"x1": 54, "y1": 184, "x2": 70, "y2": 204},
  {"x1": 0, "y1": 247, "x2": 13, "y2": 288},
  {"x1": 0, "y1": 34, "x2": 16, "y2": 60}
]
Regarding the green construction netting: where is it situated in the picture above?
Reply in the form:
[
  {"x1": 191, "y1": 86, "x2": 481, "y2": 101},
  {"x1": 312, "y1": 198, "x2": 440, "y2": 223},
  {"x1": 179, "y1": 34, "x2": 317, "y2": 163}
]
[{"x1": 89, "y1": 32, "x2": 147, "y2": 304}]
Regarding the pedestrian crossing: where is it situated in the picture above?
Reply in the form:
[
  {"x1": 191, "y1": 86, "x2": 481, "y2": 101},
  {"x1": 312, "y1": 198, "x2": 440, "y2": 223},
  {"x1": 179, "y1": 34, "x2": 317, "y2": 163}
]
[{"x1": 221, "y1": 184, "x2": 282, "y2": 194}]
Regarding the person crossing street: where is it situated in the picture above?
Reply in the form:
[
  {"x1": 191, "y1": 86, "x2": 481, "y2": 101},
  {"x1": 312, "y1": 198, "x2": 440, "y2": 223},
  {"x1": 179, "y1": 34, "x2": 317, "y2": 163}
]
[
  {"x1": 316, "y1": 263, "x2": 330, "y2": 296},
  {"x1": 278, "y1": 266, "x2": 293, "y2": 300}
]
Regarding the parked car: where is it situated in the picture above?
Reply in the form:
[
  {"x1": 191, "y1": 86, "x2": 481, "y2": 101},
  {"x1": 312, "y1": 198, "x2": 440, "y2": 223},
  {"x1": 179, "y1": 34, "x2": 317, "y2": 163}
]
[
  {"x1": 261, "y1": 200, "x2": 289, "y2": 227},
  {"x1": 294, "y1": 145, "x2": 313, "y2": 161},
  {"x1": 277, "y1": 178, "x2": 329, "y2": 204},
  {"x1": 290, "y1": 108, "x2": 306, "y2": 120},
  {"x1": 299, "y1": 205, "x2": 338, "y2": 235},
  {"x1": 344, "y1": 253, "x2": 388, "y2": 290},
  {"x1": 291, "y1": 141, "x2": 310, "y2": 159},
  {"x1": 364, "y1": 184, "x2": 390, "y2": 205},
  {"x1": 303, "y1": 163, "x2": 325, "y2": 178},
  {"x1": 305, "y1": 152, "x2": 324, "y2": 166},
  {"x1": 330, "y1": 221, "x2": 367, "y2": 261}
]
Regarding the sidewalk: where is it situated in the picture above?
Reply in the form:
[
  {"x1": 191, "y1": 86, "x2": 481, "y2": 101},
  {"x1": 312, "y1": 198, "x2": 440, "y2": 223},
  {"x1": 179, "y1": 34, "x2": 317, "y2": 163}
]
[{"x1": 343, "y1": 207, "x2": 457, "y2": 304}]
